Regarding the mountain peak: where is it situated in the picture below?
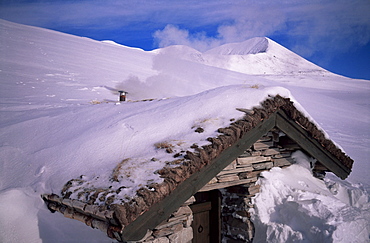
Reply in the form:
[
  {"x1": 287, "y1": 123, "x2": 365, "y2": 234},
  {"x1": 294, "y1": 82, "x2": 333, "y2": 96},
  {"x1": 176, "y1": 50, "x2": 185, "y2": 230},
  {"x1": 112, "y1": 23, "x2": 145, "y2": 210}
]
[
  {"x1": 199, "y1": 37, "x2": 329, "y2": 75},
  {"x1": 204, "y1": 37, "x2": 269, "y2": 55}
]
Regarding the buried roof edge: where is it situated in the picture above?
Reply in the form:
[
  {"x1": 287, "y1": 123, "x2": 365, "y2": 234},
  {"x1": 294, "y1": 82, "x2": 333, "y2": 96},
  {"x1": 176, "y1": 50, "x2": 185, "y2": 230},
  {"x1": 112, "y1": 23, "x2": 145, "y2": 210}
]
[{"x1": 42, "y1": 95, "x2": 354, "y2": 242}]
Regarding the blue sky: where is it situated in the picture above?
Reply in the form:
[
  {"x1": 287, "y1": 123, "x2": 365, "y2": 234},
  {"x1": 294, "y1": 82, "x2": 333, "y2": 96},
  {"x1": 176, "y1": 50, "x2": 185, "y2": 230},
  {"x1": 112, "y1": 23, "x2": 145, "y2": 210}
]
[{"x1": 1, "y1": 0, "x2": 369, "y2": 79}]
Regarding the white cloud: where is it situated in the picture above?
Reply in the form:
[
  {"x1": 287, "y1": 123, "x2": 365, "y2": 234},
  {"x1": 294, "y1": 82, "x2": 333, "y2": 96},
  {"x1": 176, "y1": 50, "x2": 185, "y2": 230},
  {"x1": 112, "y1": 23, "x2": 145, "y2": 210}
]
[
  {"x1": 153, "y1": 25, "x2": 222, "y2": 52},
  {"x1": 152, "y1": 0, "x2": 370, "y2": 57},
  {"x1": 153, "y1": 2, "x2": 288, "y2": 51}
]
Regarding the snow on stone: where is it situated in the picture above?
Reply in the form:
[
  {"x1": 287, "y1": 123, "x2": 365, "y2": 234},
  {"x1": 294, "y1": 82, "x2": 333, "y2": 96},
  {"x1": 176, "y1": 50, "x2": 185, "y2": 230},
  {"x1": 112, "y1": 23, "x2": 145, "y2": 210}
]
[{"x1": 0, "y1": 19, "x2": 369, "y2": 242}]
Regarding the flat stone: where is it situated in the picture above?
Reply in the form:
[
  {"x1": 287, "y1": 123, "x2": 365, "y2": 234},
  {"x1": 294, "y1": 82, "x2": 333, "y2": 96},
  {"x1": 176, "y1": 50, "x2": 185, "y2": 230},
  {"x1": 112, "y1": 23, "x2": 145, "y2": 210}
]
[
  {"x1": 247, "y1": 185, "x2": 260, "y2": 195},
  {"x1": 84, "y1": 204, "x2": 98, "y2": 216},
  {"x1": 273, "y1": 157, "x2": 294, "y2": 167},
  {"x1": 262, "y1": 148, "x2": 280, "y2": 156},
  {"x1": 251, "y1": 151, "x2": 262, "y2": 156},
  {"x1": 252, "y1": 161, "x2": 273, "y2": 170},
  {"x1": 185, "y1": 214, "x2": 193, "y2": 228},
  {"x1": 172, "y1": 206, "x2": 192, "y2": 217},
  {"x1": 217, "y1": 174, "x2": 240, "y2": 183},
  {"x1": 168, "y1": 226, "x2": 193, "y2": 243},
  {"x1": 95, "y1": 210, "x2": 108, "y2": 221},
  {"x1": 219, "y1": 166, "x2": 253, "y2": 175},
  {"x1": 148, "y1": 237, "x2": 170, "y2": 243},
  {"x1": 253, "y1": 141, "x2": 273, "y2": 150},
  {"x1": 63, "y1": 207, "x2": 74, "y2": 219},
  {"x1": 223, "y1": 160, "x2": 237, "y2": 170},
  {"x1": 199, "y1": 178, "x2": 257, "y2": 192},
  {"x1": 153, "y1": 223, "x2": 183, "y2": 237},
  {"x1": 238, "y1": 170, "x2": 264, "y2": 179},
  {"x1": 237, "y1": 156, "x2": 271, "y2": 165},
  {"x1": 207, "y1": 177, "x2": 218, "y2": 184},
  {"x1": 61, "y1": 198, "x2": 73, "y2": 207},
  {"x1": 71, "y1": 200, "x2": 86, "y2": 213},
  {"x1": 183, "y1": 196, "x2": 195, "y2": 206}
]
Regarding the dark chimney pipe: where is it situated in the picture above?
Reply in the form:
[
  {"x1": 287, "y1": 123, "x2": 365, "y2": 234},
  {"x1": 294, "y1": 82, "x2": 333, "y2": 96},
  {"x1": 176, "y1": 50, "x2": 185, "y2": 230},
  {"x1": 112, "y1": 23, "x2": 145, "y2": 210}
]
[{"x1": 118, "y1": 91, "x2": 126, "y2": 102}]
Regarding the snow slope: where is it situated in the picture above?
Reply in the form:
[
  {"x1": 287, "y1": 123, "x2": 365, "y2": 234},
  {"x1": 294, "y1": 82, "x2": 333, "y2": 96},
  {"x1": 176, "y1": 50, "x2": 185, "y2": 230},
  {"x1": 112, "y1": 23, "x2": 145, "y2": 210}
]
[
  {"x1": 206, "y1": 37, "x2": 270, "y2": 55},
  {"x1": 0, "y1": 19, "x2": 369, "y2": 242}
]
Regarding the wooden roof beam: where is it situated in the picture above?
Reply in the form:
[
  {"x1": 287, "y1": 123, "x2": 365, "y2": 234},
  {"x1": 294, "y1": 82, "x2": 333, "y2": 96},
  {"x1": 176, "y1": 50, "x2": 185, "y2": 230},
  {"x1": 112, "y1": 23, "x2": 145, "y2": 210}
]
[{"x1": 275, "y1": 110, "x2": 351, "y2": 179}]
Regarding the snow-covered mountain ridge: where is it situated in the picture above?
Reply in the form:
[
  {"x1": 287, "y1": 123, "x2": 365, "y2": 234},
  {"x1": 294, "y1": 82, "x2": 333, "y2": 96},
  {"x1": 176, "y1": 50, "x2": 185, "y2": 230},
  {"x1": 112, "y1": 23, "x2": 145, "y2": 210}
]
[
  {"x1": 0, "y1": 19, "x2": 369, "y2": 242},
  {"x1": 156, "y1": 36, "x2": 330, "y2": 75},
  {"x1": 0, "y1": 19, "x2": 356, "y2": 105},
  {"x1": 205, "y1": 37, "x2": 330, "y2": 75}
]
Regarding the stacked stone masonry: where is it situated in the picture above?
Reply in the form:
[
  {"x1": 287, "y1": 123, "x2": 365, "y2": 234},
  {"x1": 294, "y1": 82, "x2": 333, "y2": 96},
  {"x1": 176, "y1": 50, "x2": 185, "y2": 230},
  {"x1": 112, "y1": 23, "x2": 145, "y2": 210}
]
[
  {"x1": 142, "y1": 197, "x2": 195, "y2": 243},
  {"x1": 145, "y1": 128, "x2": 312, "y2": 243},
  {"x1": 200, "y1": 128, "x2": 296, "y2": 193},
  {"x1": 198, "y1": 128, "x2": 303, "y2": 243},
  {"x1": 135, "y1": 128, "x2": 306, "y2": 243}
]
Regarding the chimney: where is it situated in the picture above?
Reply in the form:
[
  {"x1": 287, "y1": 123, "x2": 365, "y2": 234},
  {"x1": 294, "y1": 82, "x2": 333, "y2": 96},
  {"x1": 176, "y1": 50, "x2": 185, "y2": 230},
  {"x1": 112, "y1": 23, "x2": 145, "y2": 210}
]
[{"x1": 118, "y1": 91, "x2": 126, "y2": 102}]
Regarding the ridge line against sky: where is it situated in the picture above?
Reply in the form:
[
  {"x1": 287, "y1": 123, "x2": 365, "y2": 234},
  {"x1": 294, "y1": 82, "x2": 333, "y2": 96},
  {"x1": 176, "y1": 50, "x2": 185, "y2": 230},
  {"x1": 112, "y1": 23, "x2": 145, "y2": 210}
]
[{"x1": 0, "y1": 0, "x2": 369, "y2": 80}]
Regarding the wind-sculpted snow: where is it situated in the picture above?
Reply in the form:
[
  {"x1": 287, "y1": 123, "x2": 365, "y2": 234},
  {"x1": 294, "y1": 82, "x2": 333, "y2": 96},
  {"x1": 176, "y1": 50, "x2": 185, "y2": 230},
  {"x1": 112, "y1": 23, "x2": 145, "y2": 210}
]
[
  {"x1": 252, "y1": 151, "x2": 370, "y2": 243},
  {"x1": 0, "y1": 19, "x2": 369, "y2": 242}
]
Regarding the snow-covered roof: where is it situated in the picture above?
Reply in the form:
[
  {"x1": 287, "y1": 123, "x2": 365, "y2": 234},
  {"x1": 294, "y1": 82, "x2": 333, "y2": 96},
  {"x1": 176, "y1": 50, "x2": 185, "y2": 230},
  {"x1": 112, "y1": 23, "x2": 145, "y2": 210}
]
[{"x1": 43, "y1": 93, "x2": 353, "y2": 241}]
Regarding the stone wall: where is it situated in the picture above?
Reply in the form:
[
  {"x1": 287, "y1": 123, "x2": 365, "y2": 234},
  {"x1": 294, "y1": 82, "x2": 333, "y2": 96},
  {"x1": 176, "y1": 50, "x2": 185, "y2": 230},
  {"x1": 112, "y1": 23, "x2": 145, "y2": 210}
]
[
  {"x1": 143, "y1": 128, "x2": 317, "y2": 243},
  {"x1": 142, "y1": 197, "x2": 195, "y2": 243},
  {"x1": 220, "y1": 186, "x2": 255, "y2": 242},
  {"x1": 200, "y1": 128, "x2": 302, "y2": 242}
]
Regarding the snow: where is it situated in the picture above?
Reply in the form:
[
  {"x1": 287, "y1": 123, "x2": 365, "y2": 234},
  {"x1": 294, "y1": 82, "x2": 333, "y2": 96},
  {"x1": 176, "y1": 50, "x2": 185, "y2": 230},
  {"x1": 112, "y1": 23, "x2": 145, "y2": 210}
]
[
  {"x1": 0, "y1": 19, "x2": 369, "y2": 242},
  {"x1": 60, "y1": 85, "x2": 292, "y2": 205},
  {"x1": 252, "y1": 151, "x2": 370, "y2": 243},
  {"x1": 205, "y1": 37, "x2": 269, "y2": 55}
]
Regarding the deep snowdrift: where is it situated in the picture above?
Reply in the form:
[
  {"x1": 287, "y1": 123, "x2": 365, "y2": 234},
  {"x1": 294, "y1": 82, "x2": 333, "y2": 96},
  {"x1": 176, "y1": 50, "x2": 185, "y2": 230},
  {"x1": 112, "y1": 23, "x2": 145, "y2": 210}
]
[
  {"x1": 252, "y1": 151, "x2": 369, "y2": 243},
  {"x1": 0, "y1": 19, "x2": 369, "y2": 242}
]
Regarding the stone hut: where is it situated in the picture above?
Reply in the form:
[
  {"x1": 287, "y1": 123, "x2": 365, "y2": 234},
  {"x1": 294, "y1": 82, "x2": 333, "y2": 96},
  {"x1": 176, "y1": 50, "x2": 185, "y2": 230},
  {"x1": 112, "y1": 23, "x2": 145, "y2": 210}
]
[{"x1": 43, "y1": 95, "x2": 353, "y2": 242}]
